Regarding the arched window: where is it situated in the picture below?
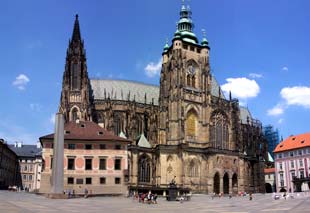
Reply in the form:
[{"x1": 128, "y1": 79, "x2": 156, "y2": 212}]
[
  {"x1": 113, "y1": 114, "x2": 122, "y2": 136},
  {"x1": 138, "y1": 155, "x2": 151, "y2": 183},
  {"x1": 191, "y1": 76, "x2": 195, "y2": 88},
  {"x1": 210, "y1": 112, "x2": 229, "y2": 149},
  {"x1": 186, "y1": 110, "x2": 198, "y2": 140},
  {"x1": 71, "y1": 63, "x2": 80, "y2": 90},
  {"x1": 188, "y1": 160, "x2": 199, "y2": 177},
  {"x1": 72, "y1": 108, "x2": 79, "y2": 122},
  {"x1": 187, "y1": 75, "x2": 191, "y2": 86}
]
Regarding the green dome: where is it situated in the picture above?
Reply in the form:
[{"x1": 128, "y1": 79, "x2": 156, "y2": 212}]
[{"x1": 201, "y1": 37, "x2": 209, "y2": 47}]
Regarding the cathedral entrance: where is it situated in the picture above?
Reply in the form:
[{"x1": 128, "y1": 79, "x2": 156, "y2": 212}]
[
  {"x1": 223, "y1": 173, "x2": 229, "y2": 194},
  {"x1": 213, "y1": 172, "x2": 220, "y2": 194},
  {"x1": 232, "y1": 173, "x2": 238, "y2": 194}
]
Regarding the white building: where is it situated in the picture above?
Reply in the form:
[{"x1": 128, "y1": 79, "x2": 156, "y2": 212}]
[{"x1": 274, "y1": 133, "x2": 310, "y2": 192}]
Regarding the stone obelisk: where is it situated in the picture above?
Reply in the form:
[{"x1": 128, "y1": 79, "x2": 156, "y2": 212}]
[{"x1": 49, "y1": 113, "x2": 65, "y2": 198}]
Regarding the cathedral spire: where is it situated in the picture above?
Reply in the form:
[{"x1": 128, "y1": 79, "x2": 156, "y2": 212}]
[
  {"x1": 72, "y1": 14, "x2": 81, "y2": 42},
  {"x1": 174, "y1": 0, "x2": 198, "y2": 44}
]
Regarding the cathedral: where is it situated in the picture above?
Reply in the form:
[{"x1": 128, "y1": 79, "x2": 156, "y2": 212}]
[{"x1": 58, "y1": 3, "x2": 267, "y2": 194}]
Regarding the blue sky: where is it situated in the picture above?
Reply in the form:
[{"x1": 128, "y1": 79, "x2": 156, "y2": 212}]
[{"x1": 1, "y1": 0, "x2": 310, "y2": 144}]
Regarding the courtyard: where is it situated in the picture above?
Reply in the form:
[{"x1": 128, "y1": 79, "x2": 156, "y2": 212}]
[{"x1": 0, "y1": 191, "x2": 309, "y2": 213}]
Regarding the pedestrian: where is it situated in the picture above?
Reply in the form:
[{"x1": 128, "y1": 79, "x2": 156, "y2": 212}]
[
  {"x1": 249, "y1": 192, "x2": 253, "y2": 201},
  {"x1": 84, "y1": 188, "x2": 88, "y2": 198}
]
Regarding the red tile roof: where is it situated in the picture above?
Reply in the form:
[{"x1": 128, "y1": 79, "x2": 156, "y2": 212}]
[
  {"x1": 264, "y1": 168, "x2": 275, "y2": 174},
  {"x1": 274, "y1": 132, "x2": 310, "y2": 153},
  {"x1": 40, "y1": 121, "x2": 131, "y2": 143}
]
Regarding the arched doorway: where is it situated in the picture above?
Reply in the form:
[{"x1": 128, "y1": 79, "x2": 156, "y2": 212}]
[
  {"x1": 213, "y1": 172, "x2": 220, "y2": 194},
  {"x1": 232, "y1": 173, "x2": 238, "y2": 194},
  {"x1": 265, "y1": 183, "x2": 272, "y2": 193},
  {"x1": 223, "y1": 173, "x2": 229, "y2": 194}
]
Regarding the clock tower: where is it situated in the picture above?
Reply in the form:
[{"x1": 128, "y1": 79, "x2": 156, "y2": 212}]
[{"x1": 159, "y1": 2, "x2": 212, "y2": 145}]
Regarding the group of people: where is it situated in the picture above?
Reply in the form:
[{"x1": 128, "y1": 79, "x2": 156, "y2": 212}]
[
  {"x1": 136, "y1": 191, "x2": 158, "y2": 204},
  {"x1": 211, "y1": 192, "x2": 253, "y2": 200}
]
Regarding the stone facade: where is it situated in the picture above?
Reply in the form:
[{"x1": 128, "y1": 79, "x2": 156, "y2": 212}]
[
  {"x1": 57, "y1": 4, "x2": 267, "y2": 195},
  {"x1": 0, "y1": 139, "x2": 17, "y2": 189}
]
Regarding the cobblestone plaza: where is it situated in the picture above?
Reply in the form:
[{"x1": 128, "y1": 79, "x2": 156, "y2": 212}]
[{"x1": 0, "y1": 191, "x2": 309, "y2": 212}]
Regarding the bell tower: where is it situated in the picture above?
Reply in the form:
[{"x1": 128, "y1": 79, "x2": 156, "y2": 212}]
[
  {"x1": 159, "y1": 1, "x2": 212, "y2": 145},
  {"x1": 59, "y1": 15, "x2": 92, "y2": 122}
]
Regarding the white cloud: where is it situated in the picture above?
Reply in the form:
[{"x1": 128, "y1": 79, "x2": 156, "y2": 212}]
[
  {"x1": 12, "y1": 74, "x2": 30, "y2": 90},
  {"x1": 30, "y1": 103, "x2": 42, "y2": 112},
  {"x1": 278, "y1": 118, "x2": 284, "y2": 124},
  {"x1": 282, "y1": 66, "x2": 288, "y2": 71},
  {"x1": 267, "y1": 104, "x2": 285, "y2": 116},
  {"x1": 280, "y1": 86, "x2": 310, "y2": 108},
  {"x1": 144, "y1": 58, "x2": 162, "y2": 77},
  {"x1": 221, "y1": 77, "x2": 260, "y2": 99},
  {"x1": 249, "y1": 73, "x2": 263, "y2": 79}
]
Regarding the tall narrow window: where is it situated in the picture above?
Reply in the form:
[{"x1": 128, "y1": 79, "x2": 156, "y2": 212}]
[
  {"x1": 138, "y1": 155, "x2": 151, "y2": 183},
  {"x1": 114, "y1": 159, "x2": 121, "y2": 170},
  {"x1": 113, "y1": 115, "x2": 122, "y2": 136},
  {"x1": 191, "y1": 75, "x2": 195, "y2": 88},
  {"x1": 72, "y1": 63, "x2": 80, "y2": 90},
  {"x1": 186, "y1": 110, "x2": 198, "y2": 141},
  {"x1": 72, "y1": 108, "x2": 78, "y2": 122},
  {"x1": 85, "y1": 159, "x2": 92, "y2": 170},
  {"x1": 68, "y1": 158, "x2": 75, "y2": 170},
  {"x1": 188, "y1": 160, "x2": 198, "y2": 177},
  {"x1": 210, "y1": 112, "x2": 229, "y2": 150},
  {"x1": 99, "y1": 159, "x2": 106, "y2": 170}
]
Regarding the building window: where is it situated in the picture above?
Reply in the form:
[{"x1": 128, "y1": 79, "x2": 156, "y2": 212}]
[
  {"x1": 188, "y1": 160, "x2": 199, "y2": 177},
  {"x1": 76, "y1": 179, "x2": 83, "y2": 184},
  {"x1": 278, "y1": 153, "x2": 282, "y2": 159},
  {"x1": 86, "y1": 178, "x2": 92, "y2": 184},
  {"x1": 138, "y1": 155, "x2": 151, "y2": 183},
  {"x1": 100, "y1": 144, "x2": 106, "y2": 149},
  {"x1": 291, "y1": 172, "x2": 295, "y2": 179},
  {"x1": 298, "y1": 150, "x2": 302, "y2": 155},
  {"x1": 115, "y1": 145, "x2": 121, "y2": 150},
  {"x1": 290, "y1": 161, "x2": 294, "y2": 169},
  {"x1": 68, "y1": 177, "x2": 74, "y2": 184},
  {"x1": 85, "y1": 144, "x2": 92, "y2": 150},
  {"x1": 29, "y1": 165, "x2": 33, "y2": 172},
  {"x1": 290, "y1": 152, "x2": 294, "y2": 157},
  {"x1": 279, "y1": 163, "x2": 283, "y2": 170},
  {"x1": 114, "y1": 159, "x2": 121, "y2": 170},
  {"x1": 68, "y1": 144, "x2": 75, "y2": 149},
  {"x1": 210, "y1": 112, "x2": 229, "y2": 150},
  {"x1": 115, "y1": 177, "x2": 121, "y2": 184},
  {"x1": 100, "y1": 177, "x2": 106, "y2": 184},
  {"x1": 23, "y1": 175, "x2": 27, "y2": 181},
  {"x1": 68, "y1": 158, "x2": 75, "y2": 170},
  {"x1": 29, "y1": 175, "x2": 32, "y2": 181},
  {"x1": 85, "y1": 159, "x2": 92, "y2": 170},
  {"x1": 280, "y1": 173, "x2": 284, "y2": 187},
  {"x1": 300, "y1": 170, "x2": 305, "y2": 178},
  {"x1": 186, "y1": 110, "x2": 198, "y2": 140},
  {"x1": 24, "y1": 165, "x2": 28, "y2": 171},
  {"x1": 99, "y1": 159, "x2": 106, "y2": 170},
  {"x1": 299, "y1": 159, "x2": 303, "y2": 167}
]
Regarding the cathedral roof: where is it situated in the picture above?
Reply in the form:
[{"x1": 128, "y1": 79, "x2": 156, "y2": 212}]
[
  {"x1": 239, "y1": 106, "x2": 252, "y2": 124},
  {"x1": 90, "y1": 79, "x2": 159, "y2": 105}
]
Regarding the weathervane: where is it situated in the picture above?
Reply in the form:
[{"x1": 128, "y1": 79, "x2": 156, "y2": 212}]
[{"x1": 202, "y1": 29, "x2": 206, "y2": 38}]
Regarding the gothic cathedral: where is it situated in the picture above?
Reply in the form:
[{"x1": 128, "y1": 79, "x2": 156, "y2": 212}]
[{"x1": 59, "y1": 4, "x2": 267, "y2": 194}]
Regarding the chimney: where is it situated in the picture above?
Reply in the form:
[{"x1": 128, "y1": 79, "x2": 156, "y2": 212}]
[
  {"x1": 14, "y1": 141, "x2": 18, "y2": 147},
  {"x1": 17, "y1": 141, "x2": 23, "y2": 148},
  {"x1": 36, "y1": 141, "x2": 41, "y2": 149}
]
